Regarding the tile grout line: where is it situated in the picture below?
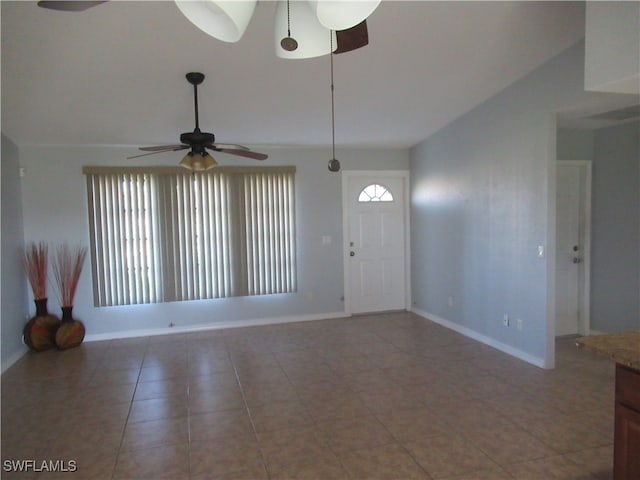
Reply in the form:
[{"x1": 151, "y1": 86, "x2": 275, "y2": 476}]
[
  {"x1": 109, "y1": 337, "x2": 148, "y2": 480},
  {"x1": 227, "y1": 340, "x2": 272, "y2": 480}
]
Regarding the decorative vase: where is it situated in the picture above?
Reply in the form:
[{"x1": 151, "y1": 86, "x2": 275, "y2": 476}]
[
  {"x1": 23, "y1": 298, "x2": 60, "y2": 352},
  {"x1": 54, "y1": 306, "x2": 85, "y2": 350}
]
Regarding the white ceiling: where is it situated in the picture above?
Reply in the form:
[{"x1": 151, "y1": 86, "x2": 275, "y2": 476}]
[{"x1": 2, "y1": 1, "x2": 588, "y2": 149}]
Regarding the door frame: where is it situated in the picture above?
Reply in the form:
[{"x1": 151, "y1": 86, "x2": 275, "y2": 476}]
[
  {"x1": 556, "y1": 160, "x2": 592, "y2": 336},
  {"x1": 341, "y1": 170, "x2": 411, "y2": 315}
]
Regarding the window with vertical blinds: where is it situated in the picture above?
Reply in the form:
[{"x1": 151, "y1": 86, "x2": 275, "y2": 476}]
[{"x1": 84, "y1": 166, "x2": 296, "y2": 307}]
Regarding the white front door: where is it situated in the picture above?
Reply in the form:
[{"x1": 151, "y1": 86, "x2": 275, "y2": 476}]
[
  {"x1": 344, "y1": 173, "x2": 408, "y2": 314},
  {"x1": 555, "y1": 162, "x2": 590, "y2": 336}
]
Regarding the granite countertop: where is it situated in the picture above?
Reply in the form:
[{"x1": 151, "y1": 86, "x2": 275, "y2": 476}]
[{"x1": 576, "y1": 331, "x2": 640, "y2": 371}]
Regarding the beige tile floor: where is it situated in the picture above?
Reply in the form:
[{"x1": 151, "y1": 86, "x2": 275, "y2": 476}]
[{"x1": 1, "y1": 312, "x2": 615, "y2": 479}]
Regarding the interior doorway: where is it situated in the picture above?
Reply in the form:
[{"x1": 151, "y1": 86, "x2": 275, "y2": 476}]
[{"x1": 555, "y1": 160, "x2": 592, "y2": 336}]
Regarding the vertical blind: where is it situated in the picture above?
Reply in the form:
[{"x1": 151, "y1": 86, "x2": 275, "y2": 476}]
[
  {"x1": 243, "y1": 171, "x2": 297, "y2": 296},
  {"x1": 84, "y1": 166, "x2": 296, "y2": 307}
]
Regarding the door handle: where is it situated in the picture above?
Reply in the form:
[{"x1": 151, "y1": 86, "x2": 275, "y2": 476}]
[{"x1": 350, "y1": 251, "x2": 355, "y2": 257}]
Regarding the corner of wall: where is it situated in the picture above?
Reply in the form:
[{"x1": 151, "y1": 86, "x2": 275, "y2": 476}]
[{"x1": 1, "y1": 133, "x2": 29, "y2": 370}]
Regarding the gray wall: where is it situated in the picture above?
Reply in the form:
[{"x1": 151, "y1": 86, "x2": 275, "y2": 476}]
[
  {"x1": 18, "y1": 144, "x2": 409, "y2": 339},
  {"x1": 557, "y1": 129, "x2": 595, "y2": 161},
  {"x1": 1, "y1": 134, "x2": 28, "y2": 369},
  {"x1": 591, "y1": 121, "x2": 640, "y2": 332},
  {"x1": 410, "y1": 41, "x2": 613, "y2": 366}
]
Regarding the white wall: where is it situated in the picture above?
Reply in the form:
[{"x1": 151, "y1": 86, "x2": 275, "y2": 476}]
[
  {"x1": 1, "y1": 134, "x2": 28, "y2": 369},
  {"x1": 18, "y1": 144, "x2": 408, "y2": 339},
  {"x1": 410, "y1": 41, "x2": 613, "y2": 368}
]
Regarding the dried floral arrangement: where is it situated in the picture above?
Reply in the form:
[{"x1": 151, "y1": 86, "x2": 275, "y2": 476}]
[
  {"x1": 52, "y1": 244, "x2": 87, "y2": 308},
  {"x1": 23, "y1": 242, "x2": 49, "y2": 300}
]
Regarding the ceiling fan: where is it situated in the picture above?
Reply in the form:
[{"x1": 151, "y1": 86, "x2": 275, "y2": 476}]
[
  {"x1": 128, "y1": 72, "x2": 268, "y2": 171},
  {"x1": 36, "y1": 1, "x2": 374, "y2": 56}
]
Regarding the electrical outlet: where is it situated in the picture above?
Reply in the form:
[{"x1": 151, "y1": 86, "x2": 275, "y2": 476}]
[
  {"x1": 503, "y1": 314, "x2": 509, "y2": 327},
  {"x1": 516, "y1": 319, "x2": 524, "y2": 331},
  {"x1": 447, "y1": 296, "x2": 454, "y2": 307}
]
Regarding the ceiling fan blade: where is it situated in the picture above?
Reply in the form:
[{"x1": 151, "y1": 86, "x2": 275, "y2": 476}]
[
  {"x1": 335, "y1": 20, "x2": 369, "y2": 54},
  {"x1": 37, "y1": 1, "x2": 108, "y2": 12},
  {"x1": 209, "y1": 143, "x2": 250, "y2": 151},
  {"x1": 128, "y1": 145, "x2": 189, "y2": 159},
  {"x1": 215, "y1": 148, "x2": 268, "y2": 161},
  {"x1": 127, "y1": 151, "x2": 171, "y2": 160},
  {"x1": 139, "y1": 145, "x2": 188, "y2": 152}
]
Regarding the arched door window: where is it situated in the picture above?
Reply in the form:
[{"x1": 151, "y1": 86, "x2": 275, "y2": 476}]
[{"x1": 358, "y1": 183, "x2": 394, "y2": 202}]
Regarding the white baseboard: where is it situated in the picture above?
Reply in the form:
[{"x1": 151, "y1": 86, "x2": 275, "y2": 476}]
[
  {"x1": 2, "y1": 312, "x2": 350, "y2": 373},
  {"x1": 4, "y1": 309, "x2": 548, "y2": 372},
  {"x1": 84, "y1": 311, "x2": 350, "y2": 343},
  {"x1": 410, "y1": 307, "x2": 547, "y2": 369},
  {"x1": 1, "y1": 344, "x2": 29, "y2": 374}
]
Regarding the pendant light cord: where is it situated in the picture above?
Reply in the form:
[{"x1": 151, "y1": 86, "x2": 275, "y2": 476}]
[{"x1": 330, "y1": 32, "x2": 336, "y2": 160}]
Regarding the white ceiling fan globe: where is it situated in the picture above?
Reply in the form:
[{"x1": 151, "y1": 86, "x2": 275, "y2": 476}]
[
  {"x1": 310, "y1": 0, "x2": 381, "y2": 31},
  {"x1": 174, "y1": 0, "x2": 257, "y2": 43}
]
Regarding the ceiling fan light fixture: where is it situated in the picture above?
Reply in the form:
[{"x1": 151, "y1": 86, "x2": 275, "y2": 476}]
[
  {"x1": 310, "y1": 0, "x2": 381, "y2": 31},
  {"x1": 174, "y1": 0, "x2": 257, "y2": 43},
  {"x1": 275, "y1": 0, "x2": 336, "y2": 59},
  {"x1": 180, "y1": 151, "x2": 217, "y2": 171}
]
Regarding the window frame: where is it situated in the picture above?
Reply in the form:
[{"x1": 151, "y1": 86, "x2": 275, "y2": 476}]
[{"x1": 358, "y1": 183, "x2": 394, "y2": 203}]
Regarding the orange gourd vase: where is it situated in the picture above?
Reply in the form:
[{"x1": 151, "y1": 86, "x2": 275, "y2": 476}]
[
  {"x1": 54, "y1": 307, "x2": 85, "y2": 350},
  {"x1": 23, "y1": 298, "x2": 60, "y2": 352}
]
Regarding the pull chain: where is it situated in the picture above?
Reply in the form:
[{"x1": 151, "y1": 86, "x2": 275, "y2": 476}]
[
  {"x1": 286, "y1": 0, "x2": 291, "y2": 38},
  {"x1": 331, "y1": 37, "x2": 335, "y2": 161},
  {"x1": 280, "y1": 0, "x2": 298, "y2": 51},
  {"x1": 328, "y1": 32, "x2": 340, "y2": 172}
]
